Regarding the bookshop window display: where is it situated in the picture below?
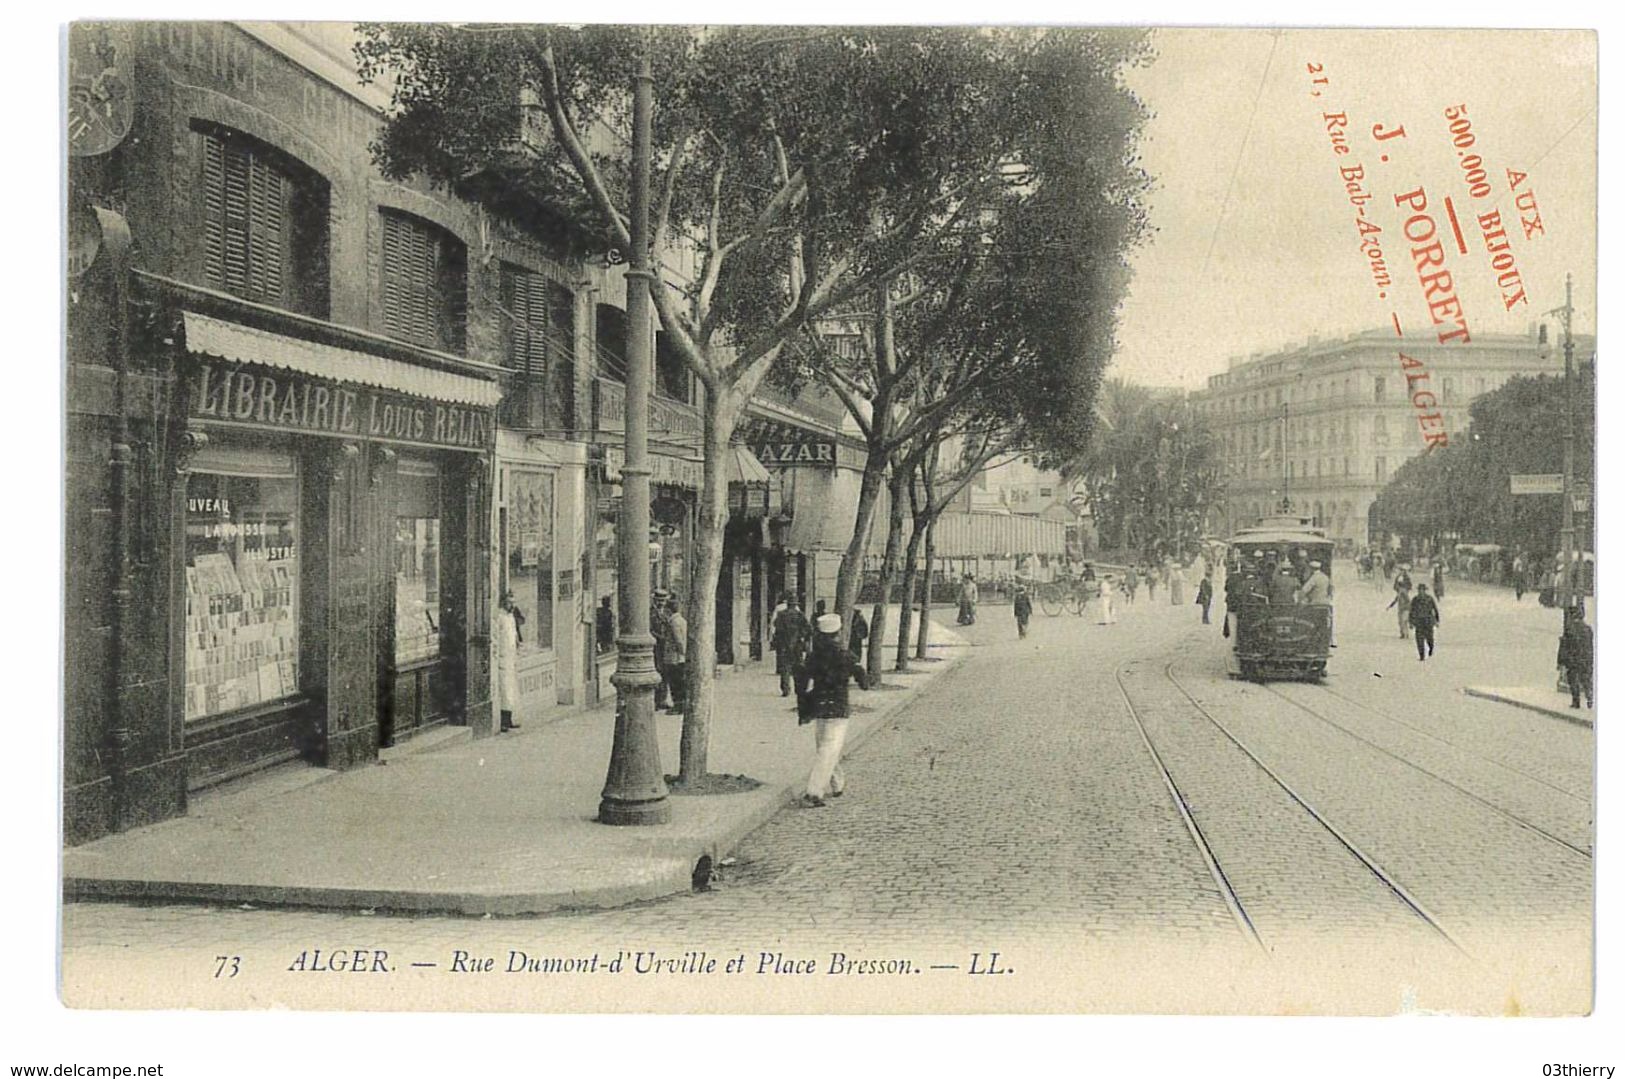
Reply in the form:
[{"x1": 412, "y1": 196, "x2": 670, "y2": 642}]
[
  {"x1": 184, "y1": 470, "x2": 299, "y2": 722},
  {"x1": 504, "y1": 468, "x2": 555, "y2": 654},
  {"x1": 394, "y1": 462, "x2": 442, "y2": 666}
]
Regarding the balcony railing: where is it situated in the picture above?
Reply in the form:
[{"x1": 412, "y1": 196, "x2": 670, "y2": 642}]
[{"x1": 591, "y1": 375, "x2": 702, "y2": 443}]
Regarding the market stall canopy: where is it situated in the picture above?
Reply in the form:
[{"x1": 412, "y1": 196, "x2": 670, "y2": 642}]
[{"x1": 183, "y1": 311, "x2": 503, "y2": 409}]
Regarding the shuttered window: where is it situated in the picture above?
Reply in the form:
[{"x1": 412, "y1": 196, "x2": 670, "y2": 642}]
[
  {"x1": 380, "y1": 211, "x2": 467, "y2": 354},
  {"x1": 501, "y1": 263, "x2": 575, "y2": 429},
  {"x1": 200, "y1": 131, "x2": 292, "y2": 307}
]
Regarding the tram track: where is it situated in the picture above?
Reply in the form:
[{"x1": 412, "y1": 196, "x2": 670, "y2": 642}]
[
  {"x1": 1259, "y1": 682, "x2": 1592, "y2": 861},
  {"x1": 1314, "y1": 682, "x2": 1590, "y2": 803},
  {"x1": 1113, "y1": 658, "x2": 1469, "y2": 960}
]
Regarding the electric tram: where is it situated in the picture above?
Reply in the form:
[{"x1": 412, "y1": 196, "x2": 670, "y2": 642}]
[{"x1": 1224, "y1": 514, "x2": 1335, "y2": 681}]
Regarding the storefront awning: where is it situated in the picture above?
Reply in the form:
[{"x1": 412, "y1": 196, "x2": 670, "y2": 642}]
[
  {"x1": 183, "y1": 311, "x2": 503, "y2": 409},
  {"x1": 725, "y1": 444, "x2": 772, "y2": 486}
]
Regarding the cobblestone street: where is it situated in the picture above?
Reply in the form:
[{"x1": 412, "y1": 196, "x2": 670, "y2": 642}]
[{"x1": 62, "y1": 568, "x2": 1594, "y2": 1014}]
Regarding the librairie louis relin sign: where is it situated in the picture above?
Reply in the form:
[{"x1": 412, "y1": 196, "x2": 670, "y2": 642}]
[{"x1": 188, "y1": 358, "x2": 494, "y2": 451}]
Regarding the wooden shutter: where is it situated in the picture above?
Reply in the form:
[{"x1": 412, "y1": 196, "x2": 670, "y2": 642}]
[
  {"x1": 381, "y1": 211, "x2": 465, "y2": 352},
  {"x1": 200, "y1": 130, "x2": 292, "y2": 307}
]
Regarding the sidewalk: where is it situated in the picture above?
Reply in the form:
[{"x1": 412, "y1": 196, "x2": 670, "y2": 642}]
[
  {"x1": 63, "y1": 614, "x2": 969, "y2": 916},
  {"x1": 1462, "y1": 685, "x2": 1595, "y2": 728},
  {"x1": 1451, "y1": 580, "x2": 1597, "y2": 729}
]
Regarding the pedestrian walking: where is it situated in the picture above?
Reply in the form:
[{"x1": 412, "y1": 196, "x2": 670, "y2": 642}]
[
  {"x1": 1557, "y1": 605, "x2": 1594, "y2": 709},
  {"x1": 848, "y1": 607, "x2": 870, "y2": 660},
  {"x1": 797, "y1": 613, "x2": 871, "y2": 807},
  {"x1": 1169, "y1": 561, "x2": 1187, "y2": 606},
  {"x1": 662, "y1": 596, "x2": 688, "y2": 714},
  {"x1": 1388, "y1": 566, "x2": 1413, "y2": 638},
  {"x1": 1409, "y1": 583, "x2": 1440, "y2": 661},
  {"x1": 495, "y1": 590, "x2": 524, "y2": 732},
  {"x1": 770, "y1": 597, "x2": 812, "y2": 697},
  {"x1": 1097, "y1": 575, "x2": 1118, "y2": 624},
  {"x1": 1195, "y1": 571, "x2": 1213, "y2": 625},
  {"x1": 1124, "y1": 566, "x2": 1139, "y2": 604},
  {"x1": 1013, "y1": 584, "x2": 1033, "y2": 638},
  {"x1": 1431, "y1": 560, "x2": 1446, "y2": 600},
  {"x1": 957, "y1": 574, "x2": 979, "y2": 625},
  {"x1": 595, "y1": 595, "x2": 616, "y2": 654},
  {"x1": 1144, "y1": 565, "x2": 1158, "y2": 602},
  {"x1": 650, "y1": 589, "x2": 672, "y2": 710},
  {"x1": 1513, "y1": 554, "x2": 1528, "y2": 602}
]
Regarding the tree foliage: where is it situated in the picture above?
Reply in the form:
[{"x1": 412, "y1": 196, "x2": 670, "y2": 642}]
[
  {"x1": 352, "y1": 25, "x2": 1150, "y2": 773},
  {"x1": 1071, "y1": 380, "x2": 1224, "y2": 556},
  {"x1": 1371, "y1": 367, "x2": 1596, "y2": 554}
]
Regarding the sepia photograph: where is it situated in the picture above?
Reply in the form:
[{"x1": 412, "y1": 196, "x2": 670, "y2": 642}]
[{"x1": 43, "y1": 9, "x2": 1606, "y2": 1054}]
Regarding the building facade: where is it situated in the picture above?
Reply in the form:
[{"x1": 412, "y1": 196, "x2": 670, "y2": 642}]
[
  {"x1": 65, "y1": 22, "x2": 856, "y2": 842},
  {"x1": 1192, "y1": 327, "x2": 1562, "y2": 549}
]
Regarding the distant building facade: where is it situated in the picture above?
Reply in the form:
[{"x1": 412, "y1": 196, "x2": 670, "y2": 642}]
[{"x1": 1192, "y1": 328, "x2": 1563, "y2": 548}]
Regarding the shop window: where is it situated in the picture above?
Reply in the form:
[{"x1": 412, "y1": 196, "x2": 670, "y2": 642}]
[
  {"x1": 183, "y1": 470, "x2": 299, "y2": 722},
  {"x1": 1373, "y1": 376, "x2": 1386, "y2": 402},
  {"x1": 1375, "y1": 456, "x2": 1387, "y2": 483},
  {"x1": 196, "y1": 124, "x2": 330, "y2": 318},
  {"x1": 595, "y1": 495, "x2": 620, "y2": 654},
  {"x1": 394, "y1": 464, "x2": 442, "y2": 666},
  {"x1": 504, "y1": 469, "x2": 555, "y2": 654},
  {"x1": 380, "y1": 210, "x2": 467, "y2": 354},
  {"x1": 1373, "y1": 414, "x2": 1389, "y2": 446},
  {"x1": 500, "y1": 263, "x2": 576, "y2": 431}
]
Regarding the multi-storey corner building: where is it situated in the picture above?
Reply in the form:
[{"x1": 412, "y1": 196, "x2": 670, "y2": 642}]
[
  {"x1": 64, "y1": 22, "x2": 856, "y2": 843},
  {"x1": 1191, "y1": 327, "x2": 1564, "y2": 549}
]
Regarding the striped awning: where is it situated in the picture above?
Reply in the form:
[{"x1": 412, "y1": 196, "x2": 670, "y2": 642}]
[
  {"x1": 925, "y1": 511, "x2": 1067, "y2": 559},
  {"x1": 726, "y1": 444, "x2": 772, "y2": 486},
  {"x1": 183, "y1": 311, "x2": 503, "y2": 409}
]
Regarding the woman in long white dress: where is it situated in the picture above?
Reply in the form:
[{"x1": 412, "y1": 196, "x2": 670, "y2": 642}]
[
  {"x1": 1168, "y1": 561, "x2": 1187, "y2": 606},
  {"x1": 1097, "y1": 575, "x2": 1119, "y2": 624}
]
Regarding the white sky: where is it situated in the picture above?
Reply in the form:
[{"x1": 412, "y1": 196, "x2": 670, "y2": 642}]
[{"x1": 1114, "y1": 28, "x2": 1597, "y2": 390}]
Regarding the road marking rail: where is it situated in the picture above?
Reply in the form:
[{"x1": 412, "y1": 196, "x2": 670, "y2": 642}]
[
  {"x1": 1263, "y1": 683, "x2": 1592, "y2": 861},
  {"x1": 1112, "y1": 663, "x2": 1266, "y2": 955},
  {"x1": 1316, "y1": 683, "x2": 1589, "y2": 803},
  {"x1": 1162, "y1": 662, "x2": 1473, "y2": 960}
]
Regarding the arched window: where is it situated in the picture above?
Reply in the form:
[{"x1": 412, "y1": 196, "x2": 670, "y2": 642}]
[
  {"x1": 380, "y1": 209, "x2": 467, "y2": 354},
  {"x1": 500, "y1": 263, "x2": 576, "y2": 432},
  {"x1": 194, "y1": 122, "x2": 330, "y2": 317}
]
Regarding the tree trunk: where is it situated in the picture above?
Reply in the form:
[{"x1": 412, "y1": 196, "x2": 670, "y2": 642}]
[
  {"x1": 895, "y1": 510, "x2": 926, "y2": 672},
  {"x1": 834, "y1": 439, "x2": 888, "y2": 645},
  {"x1": 677, "y1": 396, "x2": 735, "y2": 785},
  {"x1": 866, "y1": 463, "x2": 908, "y2": 683},
  {"x1": 916, "y1": 516, "x2": 936, "y2": 660}
]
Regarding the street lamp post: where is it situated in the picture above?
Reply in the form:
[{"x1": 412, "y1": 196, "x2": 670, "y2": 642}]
[
  {"x1": 599, "y1": 46, "x2": 671, "y2": 826},
  {"x1": 1549, "y1": 274, "x2": 1579, "y2": 611}
]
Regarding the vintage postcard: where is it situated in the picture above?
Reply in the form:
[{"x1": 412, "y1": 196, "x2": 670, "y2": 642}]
[{"x1": 58, "y1": 20, "x2": 1597, "y2": 1023}]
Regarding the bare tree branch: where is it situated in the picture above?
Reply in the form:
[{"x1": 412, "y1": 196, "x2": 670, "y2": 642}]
[{"x1": 535, "y1": 40, "x2": 631, "y2": 249}]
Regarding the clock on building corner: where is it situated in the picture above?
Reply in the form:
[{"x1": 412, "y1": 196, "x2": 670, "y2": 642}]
[{"x1": 67, "y1": 23, "x2": 134, "y2": 158}]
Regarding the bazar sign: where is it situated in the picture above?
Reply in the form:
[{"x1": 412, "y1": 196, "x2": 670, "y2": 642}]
[
  {"x1": 753, "y1": 440, "x2": 835, "y2": 466},
  {"x1": 189, "y1": 359, "x2": 493, "y2": 451}
]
